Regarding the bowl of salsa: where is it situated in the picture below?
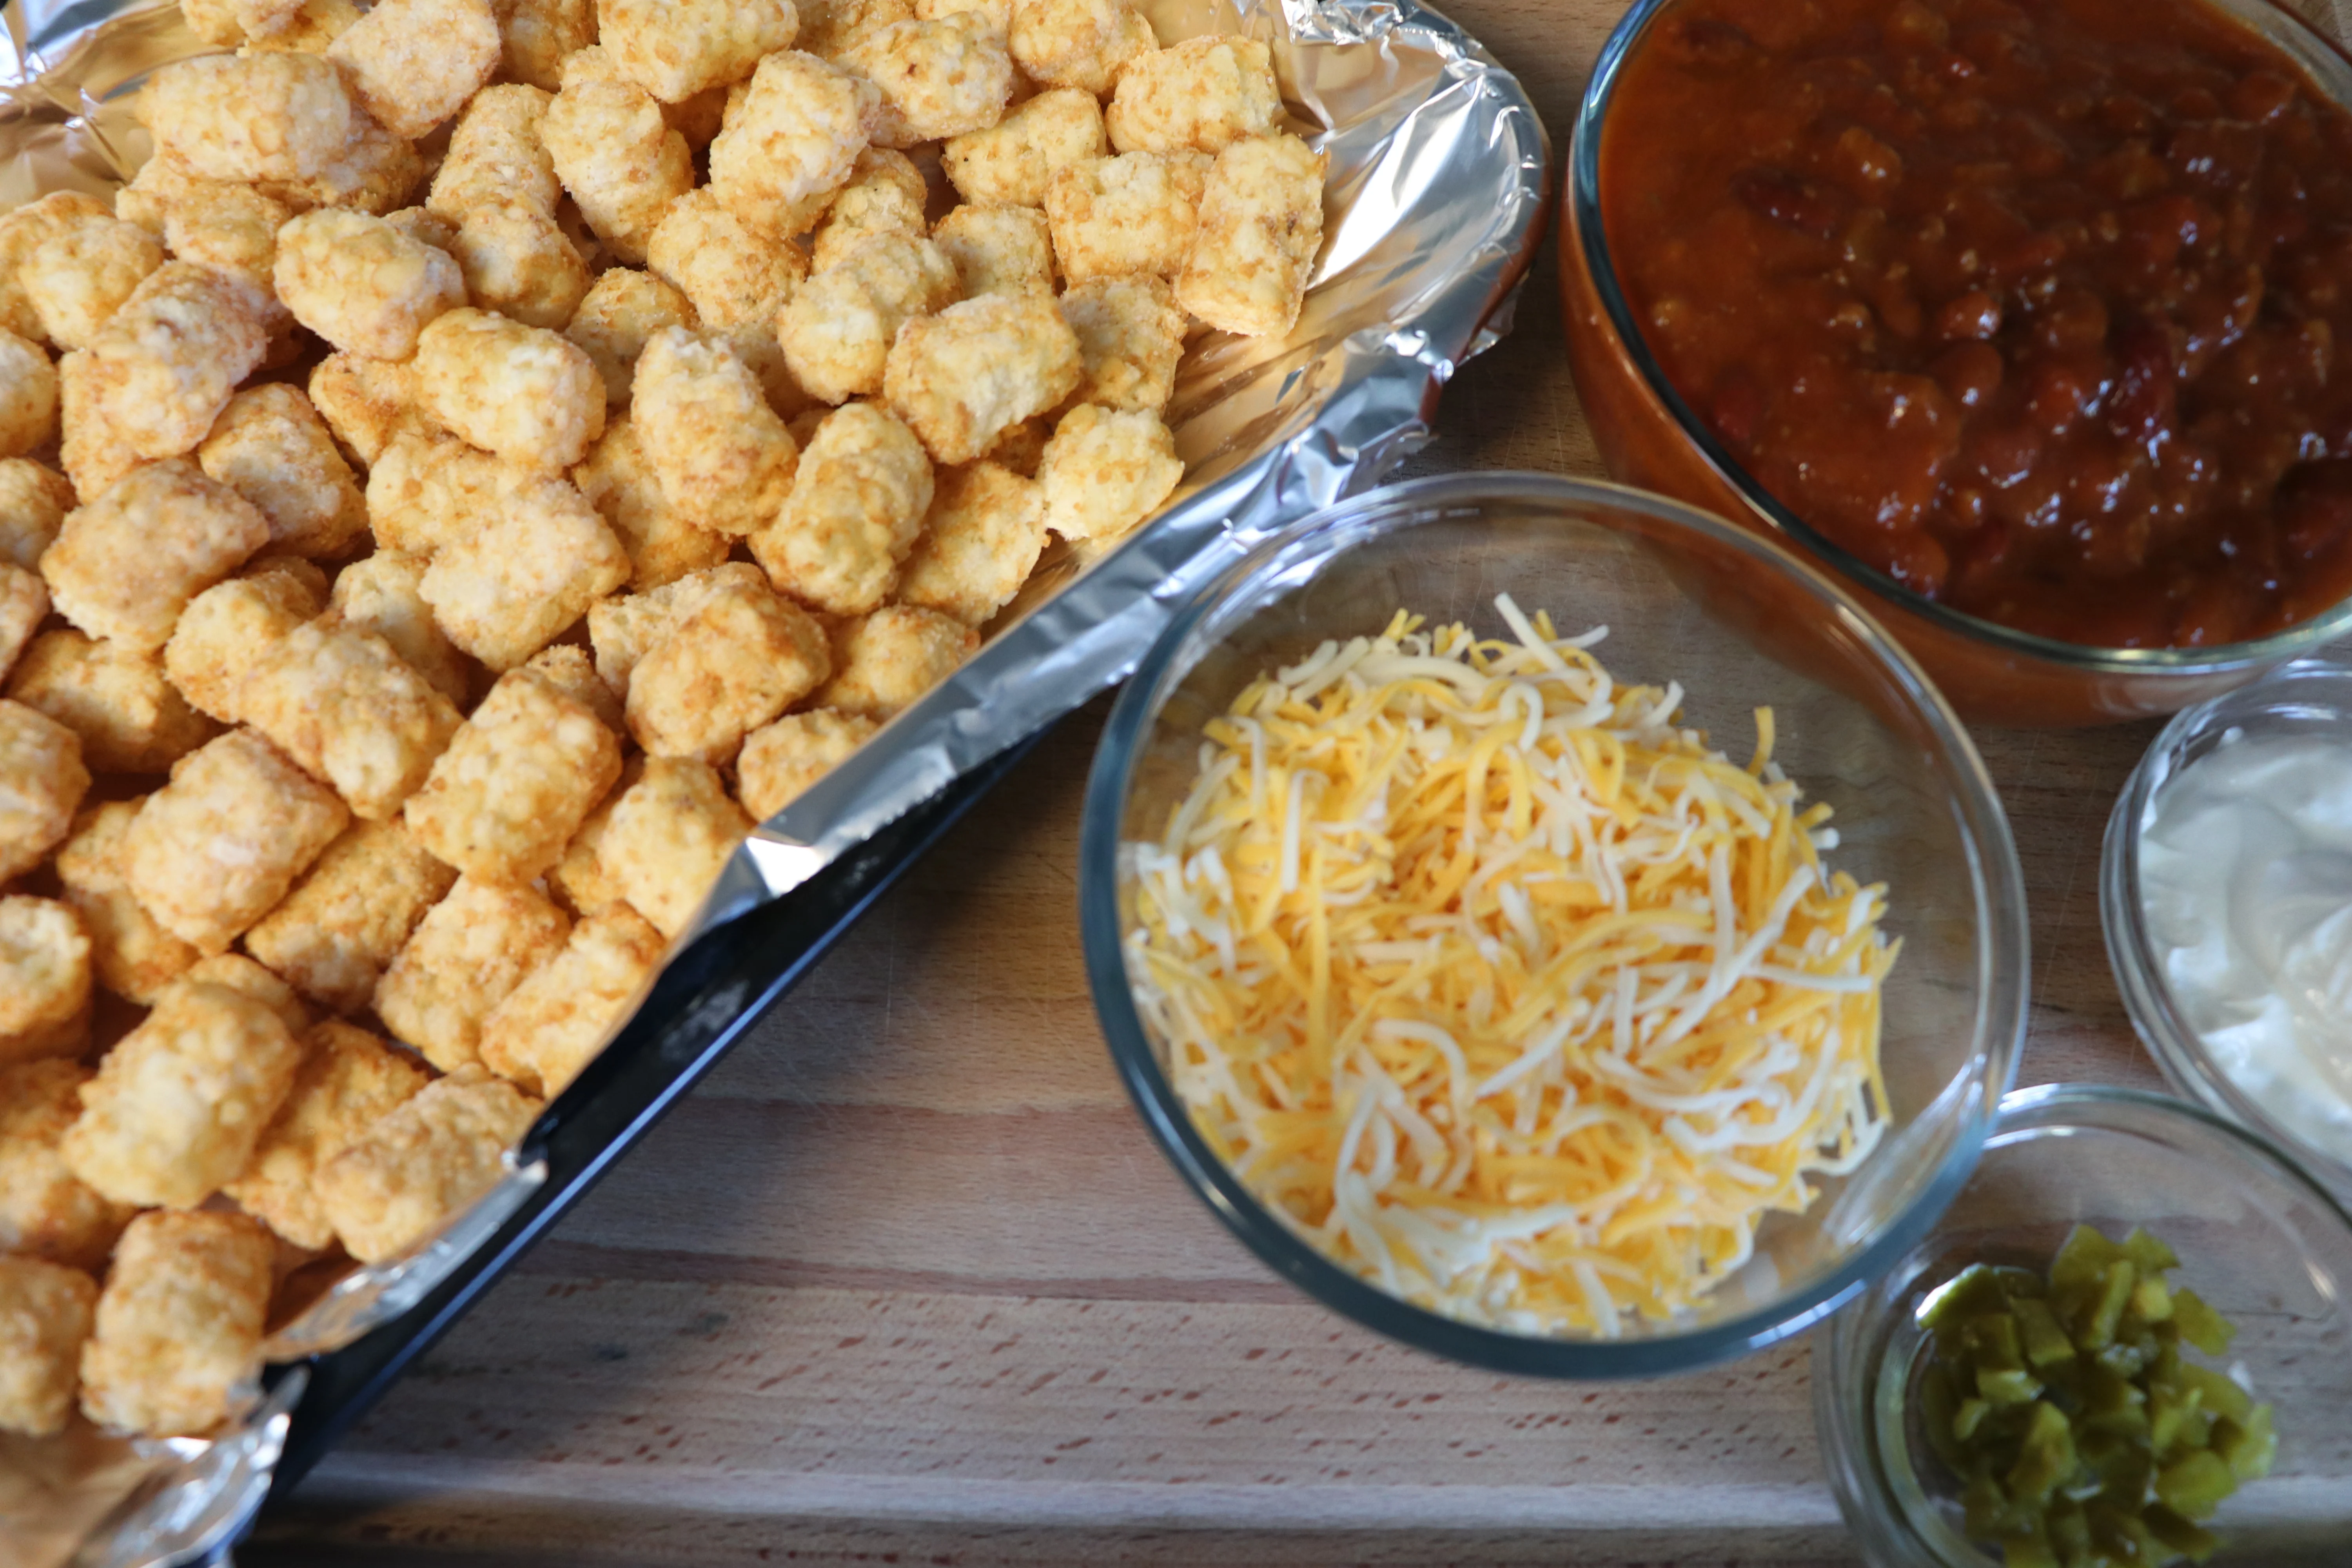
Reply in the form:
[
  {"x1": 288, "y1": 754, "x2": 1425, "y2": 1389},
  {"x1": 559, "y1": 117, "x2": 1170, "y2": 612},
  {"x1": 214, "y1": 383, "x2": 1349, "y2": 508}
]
[{"x1": 1562, "y1": 0, "x2": 2352, "y2": 725}]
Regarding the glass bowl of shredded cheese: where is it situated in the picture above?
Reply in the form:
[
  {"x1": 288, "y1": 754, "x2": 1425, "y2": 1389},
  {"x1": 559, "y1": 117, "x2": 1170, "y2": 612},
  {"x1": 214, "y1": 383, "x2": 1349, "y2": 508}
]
[{"x1": 1080, "y1": 472, "x2": 2031, "y2": 1376}]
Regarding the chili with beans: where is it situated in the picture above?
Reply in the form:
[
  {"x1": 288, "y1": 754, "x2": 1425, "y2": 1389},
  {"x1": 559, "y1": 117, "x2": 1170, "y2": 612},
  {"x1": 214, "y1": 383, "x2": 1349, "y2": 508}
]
[{"x1": 1604, "y1": 0, "x2": 2352, "y2": 648}]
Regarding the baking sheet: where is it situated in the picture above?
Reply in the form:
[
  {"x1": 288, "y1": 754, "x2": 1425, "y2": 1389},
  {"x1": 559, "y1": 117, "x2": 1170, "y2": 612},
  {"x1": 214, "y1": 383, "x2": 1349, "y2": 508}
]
[{"x1": 0, "y1": 0, "x2": 1548, "y2": 1561}]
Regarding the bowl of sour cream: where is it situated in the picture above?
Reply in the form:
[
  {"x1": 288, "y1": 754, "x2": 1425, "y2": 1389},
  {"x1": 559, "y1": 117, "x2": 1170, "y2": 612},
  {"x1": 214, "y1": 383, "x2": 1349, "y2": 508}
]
[{"x1": 2104, "y1": 658, "x2": 2352, "y2": 1195}]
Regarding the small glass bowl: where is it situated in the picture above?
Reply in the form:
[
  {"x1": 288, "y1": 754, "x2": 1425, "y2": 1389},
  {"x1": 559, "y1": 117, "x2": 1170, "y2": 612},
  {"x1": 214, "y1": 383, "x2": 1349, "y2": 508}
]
[
  {"x1": 1079, "y1": 472, "x2": 2030, "y2": 1377},
  {"x1": 1559, "y1": 0, "x2": 2352, "y2": 727},
  {"x1": 2102, "y1": 656, "x2": 2352, "y2": 1201},
  {"x1": 1817, "y1": 1083, "x2": 2352, "y2": 1566}
]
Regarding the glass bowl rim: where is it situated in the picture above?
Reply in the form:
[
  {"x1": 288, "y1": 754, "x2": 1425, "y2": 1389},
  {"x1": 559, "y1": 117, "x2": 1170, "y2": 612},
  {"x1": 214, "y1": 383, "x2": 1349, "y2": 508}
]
[
  {"x1": 1567, "y1": 0, "x2": 2352, "y2": 677},
  {"x1": 1078, "y1": 469, "x2": 2031, "y2": 1378},
  {"x1": 2100, "y1": 654, "x2": 2352, "y2": 1190},
  {"x1": 1814, "y1": 1079, "x2": 2352, "y2": 1564}
]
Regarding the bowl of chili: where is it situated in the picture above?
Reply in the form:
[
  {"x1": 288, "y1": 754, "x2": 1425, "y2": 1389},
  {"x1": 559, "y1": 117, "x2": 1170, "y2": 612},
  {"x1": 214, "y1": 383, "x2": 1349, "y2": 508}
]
[{"x1": 1563, "y1": 0, "x2": 2352, "y2": 726}]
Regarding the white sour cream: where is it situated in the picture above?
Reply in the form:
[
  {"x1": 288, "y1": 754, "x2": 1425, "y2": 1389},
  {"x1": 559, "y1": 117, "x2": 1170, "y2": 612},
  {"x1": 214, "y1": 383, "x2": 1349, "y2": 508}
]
[{"x1": 2139, "y1": 734, "x2": 2352, "y2": 1167}]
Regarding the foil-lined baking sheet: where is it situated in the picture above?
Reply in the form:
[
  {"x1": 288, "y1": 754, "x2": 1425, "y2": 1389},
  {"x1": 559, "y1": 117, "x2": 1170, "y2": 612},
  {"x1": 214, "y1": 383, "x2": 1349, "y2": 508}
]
[{"x1": 0, "y1": 0, "x2": 1546, "y2": 1561}]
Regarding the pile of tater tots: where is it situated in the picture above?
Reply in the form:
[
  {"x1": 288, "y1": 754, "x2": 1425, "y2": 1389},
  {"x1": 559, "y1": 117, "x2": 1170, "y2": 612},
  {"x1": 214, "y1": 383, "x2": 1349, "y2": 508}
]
[{"x1": 0, "y1": 0, "x2": 1325, "y2": 1444}]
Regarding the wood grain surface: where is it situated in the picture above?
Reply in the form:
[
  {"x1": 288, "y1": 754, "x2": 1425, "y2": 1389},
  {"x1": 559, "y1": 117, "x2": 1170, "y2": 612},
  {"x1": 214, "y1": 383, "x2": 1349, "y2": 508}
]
[{"x1": 251, "y1": 2, "x2": 2181, "y2": 1560}]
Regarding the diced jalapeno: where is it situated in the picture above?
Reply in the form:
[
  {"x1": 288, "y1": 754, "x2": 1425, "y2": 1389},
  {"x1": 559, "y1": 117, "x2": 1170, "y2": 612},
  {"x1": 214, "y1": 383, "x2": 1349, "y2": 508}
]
[{"x1": 1906, "y1": 1226, "x2": 2274, "y2": 1567}]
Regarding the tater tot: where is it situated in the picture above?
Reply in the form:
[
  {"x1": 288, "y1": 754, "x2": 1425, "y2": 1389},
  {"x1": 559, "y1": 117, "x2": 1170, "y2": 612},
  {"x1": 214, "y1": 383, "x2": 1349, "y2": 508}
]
[
  {"x1": 1044, "y1": 151, "x2": 1201, "y2": 281},
  {"x1": 521, "y1": 642, "x2": 624, "y2": 735},
  {"x1": 897, "y1": 459, "x2": 1045, "y2": 624},
  {"x1": 413, "y1": 308, "x2": 607, "y2": 472},
  {"x1": 40, "y1": 460, "x2": 269, "y2": 653},
  {"x1": 0, "y1": 1257, "x2": 98, "y2": 1437},
  {"x1": 418, "y1": 475, "x2": 630, "y2": 670},
  {"x1": 0, "y1": 330, "x2": 56, "y2": 460},
  {"x1": 708, "y1": 50, "x2": 883, "y2": 241},
  {"x1": 122, "y1": 729, "x2": 350, "y2": 954},
  {"x1": 645, "y1": 187, "x2": 805, "y2": 332},
  {"x1": 751, "y1": 401, "x2": 933, "y2": 613},
  {"x1": 56, "y1": 352, "x2": 140, "y2": 502},
  {"x1": 161, "y1": 183, "x2": 292, "y2": 294},
  {"x1": 20, "y1": 218, "x2": 164, "y2": 352},
  {"x1": 326, "y1": 0, "x2": 503, "y2": 140},
  {"x1": 775, "y1": 233, "x2": 959, "y2": 405},
  {"x1": 491, "y1": 0, "x2": 595, "y2": 92},
  {"x1": 573, "y1": 417, "x2": 731, "y2": 590},
  {"x1": 182, "y1": 0, "x2": 312, "y2": 44},
  {"x1": 258, "y1": 113, "x2": 428, "y2": 218},
  {"x1": 734, "y1": 707, "x2": 878, "y2": 819},
  {"x1": 592, "y1": 759, "x2": 751, "y2": 937},
  {"x1": 565, "y1": 268, "x2": 696, "y2": 407},
  {"x1": 1007, "y1": 0, "x2": 1152, "y2": 95},
  {"x1": 549, "y1": 755, "x2": 635, "y2": 914},
  {"x1": 240, "y1": 0, "x2": 364, "y2": 51},
  {"x1": 0, "y1": 565, "x2": 44, "y2": 688},
  {"x1": 0, "y1": 332, "x2": 57, "y2": 470},
  {"x1": 626, "y1": 573, "x2": 830, "y2": 761},
  {"x1": 77, "y1": 1209, "x2": 275, "y2": 1437},
  {"x1": 429, "y1": 85, "x2": 562, "y2": 224},
  {"x1": 309, "y1": 351, "x2": 434, "y2": 468},
  {"x1": 0, "y1": 895, "x2": 91, "y2": 1067},
  {"x1": 477, "y1": 901, "x2": 664, "y2": 1095},
  {"x1": 542, "y1": 78, "x2": 694, "y2": 265},
  {"x1": 808, "y1": 147, "x2": 928, "y2": 273},
  {"x1": 585, "y1": 560, "x2": 766, "y2": 698},
  {"x1": 933, "y1": 202, "x2": 1053, "y2": 299},
  {"x1": 316, "y1": 1065, "x2": 541, "y2": 1263},
  {"x1": 0, "y1": 1061, "x2": 132, "y2": 1271},
  {"x1": 238, "y1": 621, "x2": 465, "y2": 820},
  {"x1": 272, "y1": 210, "x2": 465, "y2": 362},
  {"x1": 0, "y1": 458, "x2": 74, "y2": 569},
  {"x1": 1176, "y1": 130, "x2": 1327, "y2": 338},
  {"x1": 196, "y1": 384, "x2": 368, "y2": 559},
  {"x1": 601, "y1": 0, "x2": 800, "y2": 103},
  {"x1": 1105, "y1": 35, "x2": 1279, "y2": 155},
  {"x1": 1036, "y1": 400, "x2": 1181, "y2": 542},
  {"x1": 631, "y1": 328, "x2": 799, "y2": 537},
  {"x1": 915, "y1": 0, "x2": 1012, "y2": 34},
  {"x1": 78, "y1": 263, "x2": 272, "y2": 463},
  {"x1": 814, "y1": 603, "x2": 978, "y2": 718},
  {"x1": 799, "y1": 0, "x2": 915, "y2": 59},
  {"x1": 374, "y1": 877, "x2": 570, "y2": 1071},
  {"x1": 140, "y1": 53, "x2": 356, "y2": 183},
  {"x1": 364, "y1": 430, "x2": 520, "y2": 559},
  {"x1": 842, "y1": 12, "x2": 1014, "y2": 148},
  {"x1": 326, "y1": 550, "x2": 473, "y2": 706},
  {"x1": 224, "y1": 1021, "x2": 429, "y2": 1250},
  {"x1": 55, "y1": 800, "x2": 200, "y2": 1002},
  {"x1": 242, "y1": 832, "x2": 449, "y2": 1020},
  {"x1": 403, "y1": 660, "x2": 622, "y2": 883},
  {"x1": 182, "y1": 951, "x2": 312, "y2": 1038},
  {"x1": 883, "y1": 291, "x2": 1080, "y2": 464},
  {"x1": 0, "y1": 700, "x2": 87, "y2": 884},
  {"x1": 5, "y1": 630, "x2": 215, "y2": 776},
  {"x1": 0, "y1": 193, "x2": 112, "y2": 341},
  {"x1": 163, "y1": 569, "x2": 321, "y2": 725},
  {"x1": 447, "y1": 201, "x2": 592, "y2": 330},
  {"x1": 59, "y1": 982, "x2": 303, "y2": 1210},
  {"x1": 1058, "y1": 272, "x2": 1184, "y2": 412}
]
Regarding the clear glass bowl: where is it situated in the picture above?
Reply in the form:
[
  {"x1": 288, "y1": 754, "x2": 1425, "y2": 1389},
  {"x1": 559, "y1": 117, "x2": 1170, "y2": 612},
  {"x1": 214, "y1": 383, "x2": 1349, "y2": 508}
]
[
  {"x1": 1078, "y1": 472, "x2": 2031, "y2": 1376},
  {"x1": 2102, "y1": 657, "x2": 2352, "y2": 1203},
  {"x1": 1558, "y1": 0, "x2": 2352, "y2": 727},
  {"x1": 1817, "y1": 1083, "x2": 2352, "y2": 1565}
]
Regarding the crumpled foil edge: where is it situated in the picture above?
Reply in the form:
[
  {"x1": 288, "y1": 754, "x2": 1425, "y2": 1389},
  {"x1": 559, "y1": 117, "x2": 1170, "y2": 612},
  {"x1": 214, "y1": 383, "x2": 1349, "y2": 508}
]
[{"x1": 0, "y1": 0, "x2": 1549, "y2": 1559}]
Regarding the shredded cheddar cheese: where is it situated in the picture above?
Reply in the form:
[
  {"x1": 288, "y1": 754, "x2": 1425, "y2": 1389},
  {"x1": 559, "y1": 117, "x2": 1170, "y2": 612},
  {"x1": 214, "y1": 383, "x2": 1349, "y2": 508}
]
[{"x1": 1126, "y1": 597, "x2": 1895, "y2": 1337}]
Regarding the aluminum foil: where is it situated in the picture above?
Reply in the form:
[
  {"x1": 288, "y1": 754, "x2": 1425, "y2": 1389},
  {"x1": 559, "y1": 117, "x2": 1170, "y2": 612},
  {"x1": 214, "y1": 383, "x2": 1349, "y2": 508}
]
[{"x1": 0, "y1": 0, "x2": 1546, "y2": 1561}]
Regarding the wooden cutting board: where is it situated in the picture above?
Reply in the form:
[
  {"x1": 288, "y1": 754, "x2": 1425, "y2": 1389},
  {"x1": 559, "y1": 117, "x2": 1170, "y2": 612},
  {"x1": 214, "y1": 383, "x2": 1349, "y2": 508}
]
[{"x1": 250, "y1": 2, "x2": 2180, "y2": 1559}]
